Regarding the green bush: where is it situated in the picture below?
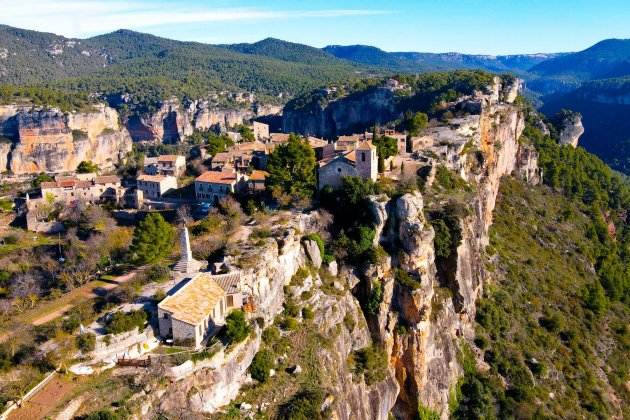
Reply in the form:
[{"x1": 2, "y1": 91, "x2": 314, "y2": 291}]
[
  {"x1": 278, "y1": 387, "x2": 325, "y2": 420},
  {"x1": 144, "y1": 264, "x2": 171, "y2": 283},
  {"x1": 302, "y1": 306, "x2": 314, "y2": 320},
  {"x1": 76, "y1": 160, "x2": 99, "y2": 173},
  {"x1": 249, "y1": 349, "x2": 274, "y2": 382},
  {"x1": 290, "y1": 267, "x2": 310, "y2": 287},
  {"x1": 350, "y1": 345, "x2": 388, "y2": 385},
  {"x1": 105, "y1": 310, "x2": 147, "y2": 335},
  {"x1": 76, "y1": 333, "x2": 96, "y2": 353},
  {"x1": 418, "y1": 404, "x2": 440, "y2": 420},
  {"x1": 365, "y1": 280, "x2": 383, "y2": 316},
  {"x1": 83, "y1": 409, "x2": 123, "y2": 420},
  {"x1": 283, "y1": 300, "x2": 300, "y2": 318},
  {"x1": 281, "y1": 316, "x2": 299, "y2": 331},
  {"x1": 394, "y1": 269, "x2": 422, "y2": 290},
  {"x1": 262, "y1": 326, "x2": 280, "y2": 345},
  {"x1": 434, "y1": 165, "x2": 469, "y2": 191},
  {"x1": 225, "y1": 310, "x2": 251, "y2": 344}
]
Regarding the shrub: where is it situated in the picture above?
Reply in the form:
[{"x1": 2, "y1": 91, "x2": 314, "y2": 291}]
[
  {"x1": 225, "y1": 310, "x2": 251, "y2": 344},
  {"x1": 76, "y1": 160, "x2": 99, "y2": 173},
  {"x1": 434, "y1": 165, "x2": 469, "y2": 191},
  {"x1": 302, "y1": 306, "x2": 314, "y2": 320},
  {"x1": 83, "y1": 409, "x2": 122, "y2": 420},
  {"x1": 290, "y1": 267, "x2": 310, "y2": 287},
  {"x1": 278, "y1": 387, "x2": 326, "y2": 420},
  {"x1": 418, "y1": 404, "x2": 440, "y2": 420},
  {"x1": 262, "y1": 326, "x2": 280, "y2": 345},
  {"x1": 365, "y1": 280, "x2": 383, "y2": 316},
  {"x1": 76, "y1": 333, "x2": 96, "y2": 353},
  {"x1": 144, "y1": 265, "x2": 171, "y2": 283},
  {"x1": 249, "y1": 349, "x2": 274, "y2": 382},
  {"x1": 394, "y1": 269, "x2": 422, "y2": 290},
  {"x1": 281, "y1": 316, "x2": 299, "y2": 331},
  {"x1": 283, "y1": 300, "x2": 300, "y2": 318},
  {"x1": 350, "y1": 345, "x2": 388, "y2": 385},
  {"x1": 105, "y1": 309, "x2": 147, "y2": 335},
  {"x1": 129, "y1": 213, "x2": 175, "y2": 265}
]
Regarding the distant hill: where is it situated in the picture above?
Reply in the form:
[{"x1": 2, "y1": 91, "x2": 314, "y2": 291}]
[
  {"x1": 541, "y1": 76, "x2": 630, "y2": 174},
  {"x1": 222, "y1": 37, "x2": 344, "y2": 66},
  {"x1": 531, "y1": 39, "x2": 630, "y2": 81},
  {"x1": 323, "y1": 44, "x2": 561, "y2": 75}
]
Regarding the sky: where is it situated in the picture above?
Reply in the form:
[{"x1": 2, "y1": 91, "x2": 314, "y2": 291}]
[{"x1": 1, "y1": 0, "x2": 630, "y2": 55}]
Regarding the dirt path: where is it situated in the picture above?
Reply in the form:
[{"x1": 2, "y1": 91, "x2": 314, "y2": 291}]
[
  {"x1": 7, "y1": 376, "x2": 76, "y2": 420},
  {"x1": 0, "y1": 266, "x2": 145, "y2": 343}
]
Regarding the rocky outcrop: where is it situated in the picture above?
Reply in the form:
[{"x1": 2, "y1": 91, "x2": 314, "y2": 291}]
[
  {"x1": 124, "y1": 98, "x2": 256, "y2": 143},
  {"x1": 557, "y1": 112, "x2": 584, "y2": 147},
  {"x1": 364, "y1": 77, "x2": 535, "y2": 418},
  {"x1": 282, "y1": 87, "x2": 399, "y2": 139},
  {"x1": 0, "y1": 142, "x2": 10, "y2": 172},
  {"x1": 0, "y1": 104, "x2": 132, "y2": 174}
]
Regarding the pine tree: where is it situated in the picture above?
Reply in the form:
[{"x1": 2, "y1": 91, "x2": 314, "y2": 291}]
[{"x1": 129, "y1": 213, "x2": 175, "y2": 264}]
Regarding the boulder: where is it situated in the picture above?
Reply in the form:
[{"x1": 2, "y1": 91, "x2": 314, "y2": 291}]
[{"x1": 302, "y1": 239, "x2": 322, "y2": 269}]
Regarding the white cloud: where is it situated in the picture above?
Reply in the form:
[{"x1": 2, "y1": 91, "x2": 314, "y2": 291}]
[{"x1": 0, "y1": 0, "x2": 392, "y2": 38}]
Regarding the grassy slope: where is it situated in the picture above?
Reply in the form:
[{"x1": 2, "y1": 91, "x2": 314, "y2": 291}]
[{"x1": 455, "y1": 178, "x2": 629, "y2": 418}]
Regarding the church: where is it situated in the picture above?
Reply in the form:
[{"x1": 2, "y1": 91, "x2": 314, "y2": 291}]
[{"x1": 317, "y1": 140, "x2": 378, "y2": 190}]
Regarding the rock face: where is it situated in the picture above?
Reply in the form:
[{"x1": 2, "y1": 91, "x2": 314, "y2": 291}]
[
  {"x1": 124, "y1": 98, "x2": 257, "y2": 143},
  {"x1": 366, "y1": 77, "x2": 535, "y2": 418},
  {"x1": 557, "y1": 112, "x2": 584, "y2": 147},
  {"x1": 282, "y1": 87, "x2": 399, "y2": 139},
  {"x1": 0, "y1": 104, "x2": 132, "y2": 174}
]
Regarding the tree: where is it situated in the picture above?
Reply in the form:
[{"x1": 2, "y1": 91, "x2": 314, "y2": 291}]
[
  {"x1": 405, "y1": 111, "x2": 429, "y2": 136},
  {"x1": 265, "y1": 134, "x2": 316, "y2": 200},
  {"x1": 238, "y1": 125, "x2": 256, "y2": 142},
  {"x1": 31, "y1": 172, "x2": 53, "y2": 188},
  {"x1": 372, "y1": 135, "x2": 398, "y2": 160},
  {"x1": 249, "y1": 349, "x2": 274, "y2": 382},
  {"x1": 76, "y1": 160, "x2": 99, "y2": 174},
  {"x1": 224, "y1": 309, "x2": 251, "y2": 344},
  {"x1": 129, "y1": 213, "x2": 175, "y2": 264},
  {"x1": 76, "y1": 333, "x2": 96, "y2": 353}
]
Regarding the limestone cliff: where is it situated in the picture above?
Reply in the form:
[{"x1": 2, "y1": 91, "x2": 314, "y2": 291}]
[
  {"x1": 0, "y1": 104, "x2": 132, "y2": 174},
  {"x1": 123, "y1": 98, "x2": 258, "y2": 143},
  {"x1": 282, "y1": 87, "x2": 399, "y2": 139}
]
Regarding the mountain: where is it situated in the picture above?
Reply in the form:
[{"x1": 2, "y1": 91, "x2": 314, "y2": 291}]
[
  {"x1": 222, "y1": 37, "x2": 344, "y2": 65},
  {"x1": 0, "y1": 25, "x2": 364, "y2": 108},
  {"x1": 531, "y1": 39, "x2": 630, "y2": 82},
  {"x1": 323, "y1": 44, "x2": 562, "y2": 75}
]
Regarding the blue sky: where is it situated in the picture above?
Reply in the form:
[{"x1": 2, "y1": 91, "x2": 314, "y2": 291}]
[{"x1": 2, "y1": 0, "x2": 630, "y2": 54}]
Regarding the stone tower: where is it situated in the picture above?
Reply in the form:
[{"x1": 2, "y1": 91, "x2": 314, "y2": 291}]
[
  {"x1": 355, "y1": 140, "x2": 377, "y2": 181},
  {"x1": 173, "y1": 226, "x2": 202, "y2": 274}
]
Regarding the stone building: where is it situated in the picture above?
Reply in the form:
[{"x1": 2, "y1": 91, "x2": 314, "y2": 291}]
[
  {"x1": 194, "y1": 170, "x2": 239, "y2": 204},
  {"x1": 40, "y1": 175, "x2": 124, "y2": 204},
  {"x1": 136, "y1": 174, "x2": 178, "y2": 199},
  {"x1": 253, "y1": 121, "x2": 270, "y2": 141},
  {"x1": 318, "y1": 140, "x2": 378, "y2": 190},
  {"x1": 144, "y1": 155, "x2": 186, "y2": 177},
  {"x1": 157, "y1": 272, "x2": 243, "y2": 348}
]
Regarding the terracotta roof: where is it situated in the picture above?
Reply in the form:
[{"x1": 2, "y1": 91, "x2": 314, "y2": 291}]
[
  {"x1": 137, "y1": 174, "x2": 168, "y2": 182},
  {"x1": 307, "y1": 137, "x2": 328, "y2": 148},
  {"x1": 196, "y1": 170, "x2": 237, "y2": 185},
  {"x1": 270, "y1": 133, "x2": 290, "y2": 143},
  {"x1": 41, "y1": 179, "x2": 92, "y2": 189},
  {"x1": 356, "y1": 140, "x2": 375, "y2": 151},
  {"x1": 248, "y1": 170, "x2": 268, "y2": 182},
  {"x1": 158, "y1": 273, "x2": 226, "y2": 325},
  {"x1": 158, "y1": 154, "x2": 184, "y2": 163},
  {"x1": 211, "y1": 272, "x2": 241, "y2": 294},
  {"x1": 95, "y1": 175, "x2": 121, "y2": 185},
  {"x1": 212, "y1": 152, "x2": 233, "y2": 163},
  {"x1": 234, "y1": 141, "x2": 267, "y2": 153},
  {"x1": 319, "y1": 151, "x2": 356, "y2": 168}
]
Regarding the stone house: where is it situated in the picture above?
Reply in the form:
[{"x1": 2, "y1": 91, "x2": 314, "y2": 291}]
[
  {"x1": 247, "y1": 170, "x2": 268, "y2": 192},
  {"x1": 307, "y1": 136, "x2": 335, "y2": 161},
  {"x1": 136, "y1": 174, "x2": 178, "y2": 199},
  {"x1": 157, "y1": 272, "x2": 243, "y2": 348},
  {"x1": 194, "y1": 170, "x2": 239, "y2": 204},
  {"x1": 40, "y1": 175, "x2": 124, "y2": 204},
  {"x1": 317, "y1": 141, "x2": 377, "y2": 190},
  {"x1": 253, "y1": 121, "x2": 270, "y2": 141},
  {"x1": 144, "y1": 155, "x2": 186, "y2": 177}
]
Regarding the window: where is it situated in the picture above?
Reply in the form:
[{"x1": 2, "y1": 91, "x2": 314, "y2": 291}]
[
  {"x1": 362, "y1": 152, "x2": 366, "y2": 162},
  {"x1": 227, "y1": 295, "x2": 234, "y2": 308},
  {"x1": 163, "y1": 313, "x2": 169, "y2": 319},
  {"x1": 337, "y1": 168, "x2": 342, "y2": 173}
]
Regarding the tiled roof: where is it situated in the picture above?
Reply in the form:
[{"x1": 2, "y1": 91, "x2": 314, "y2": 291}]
[
  {"x1": 196, "y1": 170, "x2": 237, "y2": 185},
  {"x1": 356, "y1": 140, "x2": 375, "y2": 151},
  {"x1": 210, "y1": 272, "x2": 241, "y2": 294},
  {"x1": 137, "y1": 174, "x2": 168, "y2": 182},
  {"x1": 270, "y1": 133, "x2": 290, "y2": 143},
  {"x1": 95, "y1": 175, "x2": 121, "y2": 185},
  {"x1": 307, "y1": 137, "x2": 328, "y2": 148},
  {"x1": 248, "y1": 170, "x2": 268, "y2": 181},
  {"x1": 157, "y1": 154, "x2": 183, "y2": 162},
  {"x1": 158, "y1": 273, "x2": 226, "y2": 325}
]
